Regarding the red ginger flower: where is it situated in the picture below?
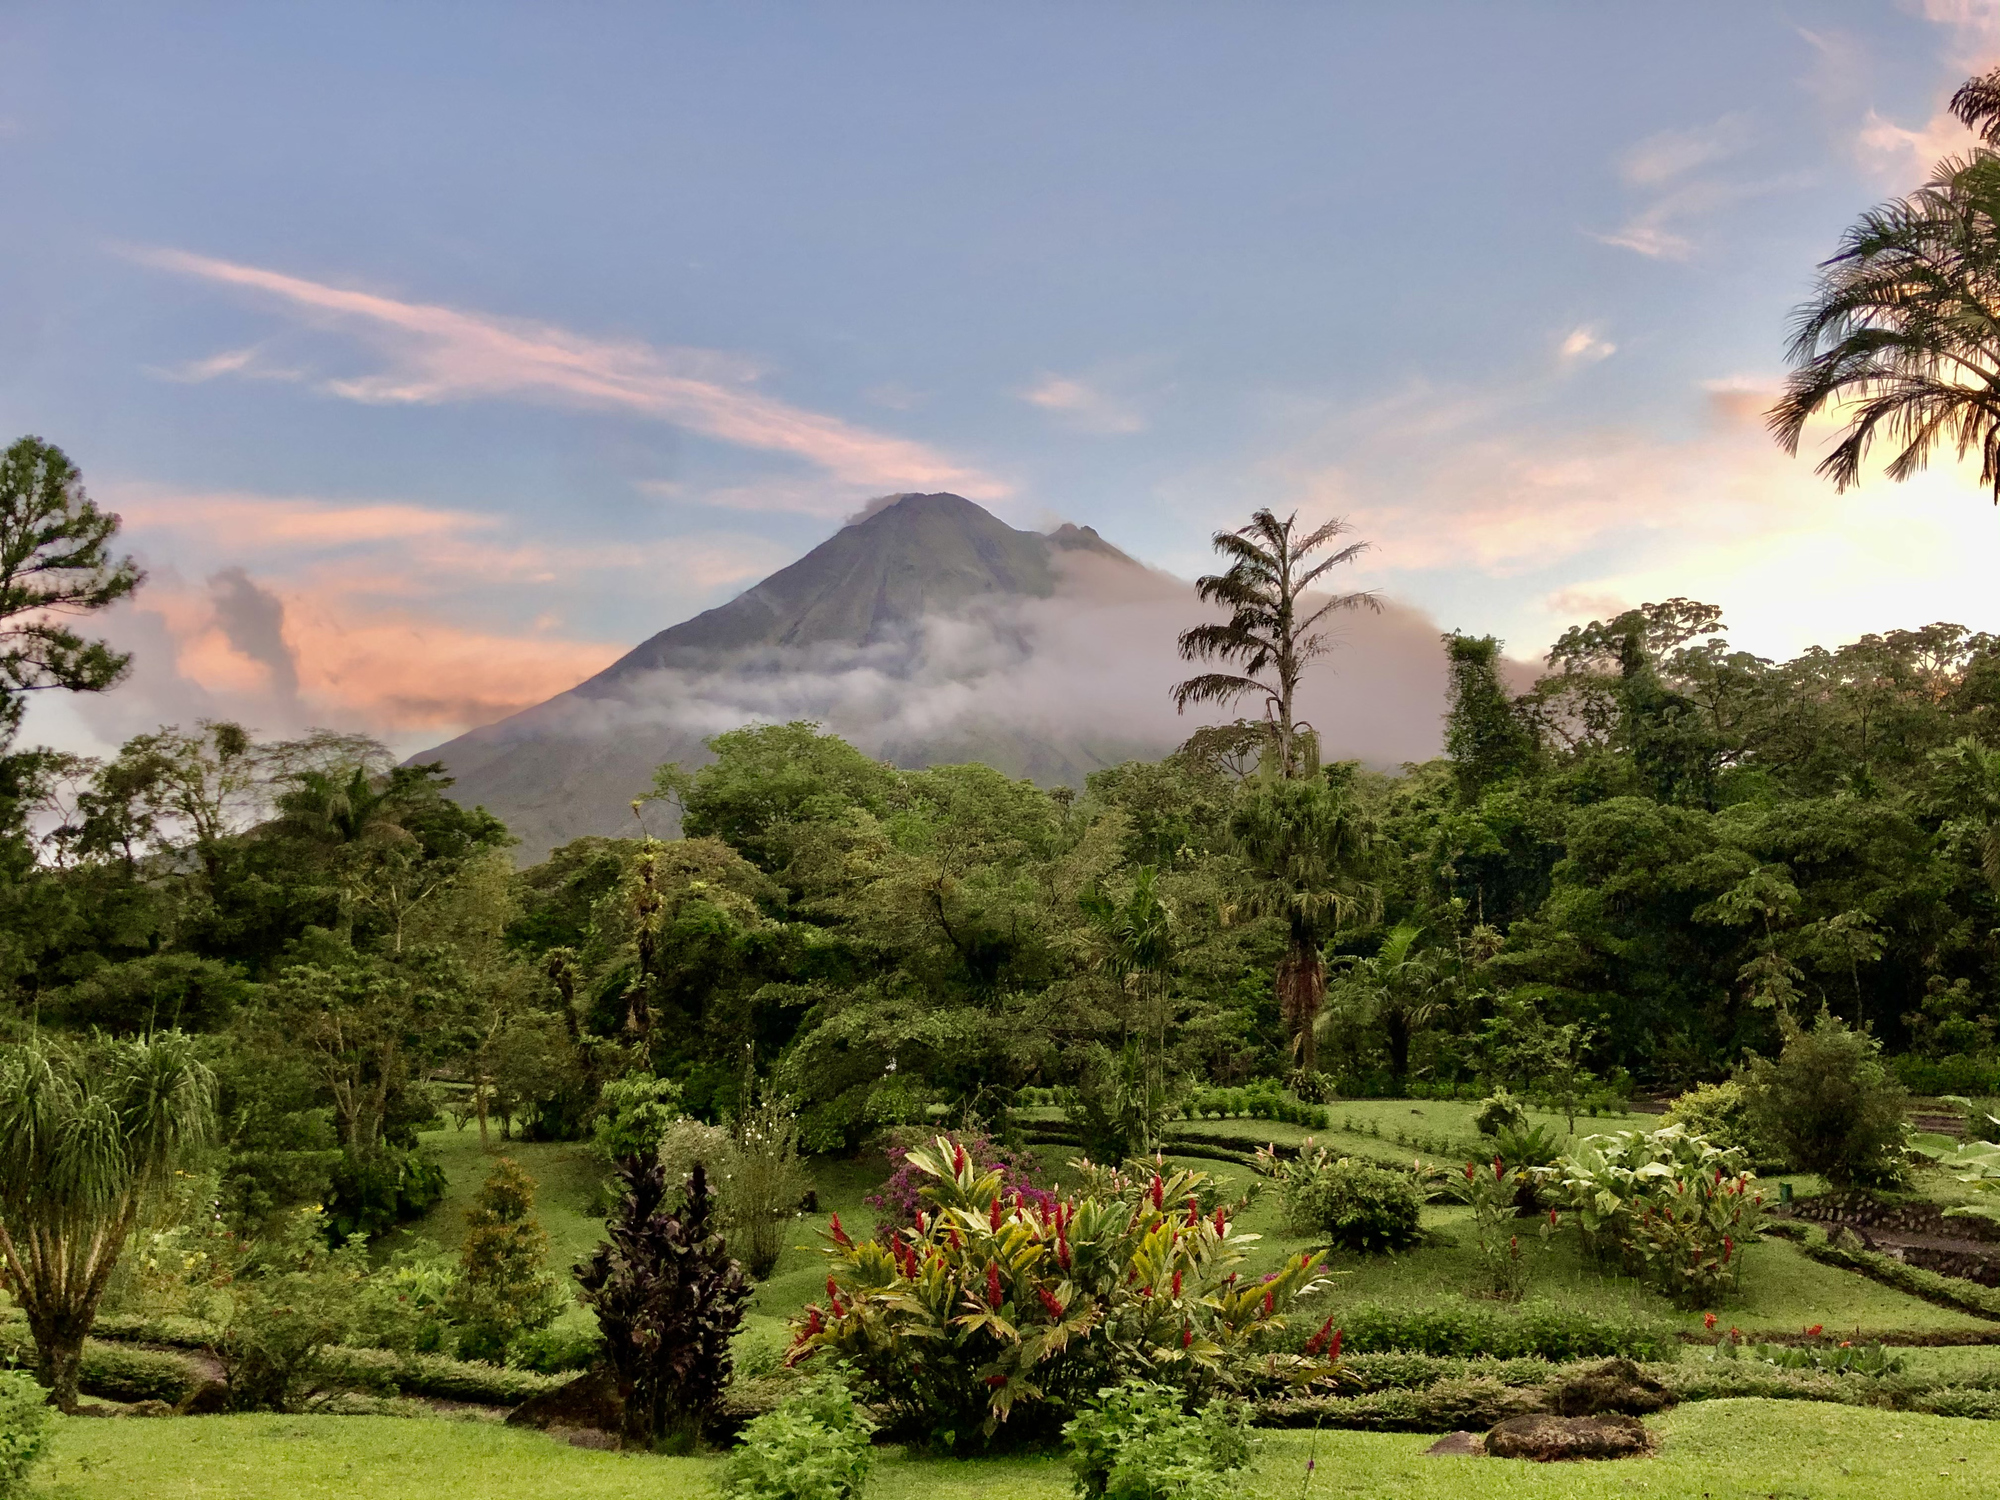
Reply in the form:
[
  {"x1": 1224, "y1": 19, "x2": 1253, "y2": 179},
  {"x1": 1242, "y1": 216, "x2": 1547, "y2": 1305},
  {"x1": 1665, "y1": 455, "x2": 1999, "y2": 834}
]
[
  {"x1": 950, "y1": 1225, "x2": 963, "y2": 1250},
  {"x1": 1723, "y1": 1235, "x2": 1734, "y2": 1263},
  {"x1": 1187, "y1": 1196, "x2": 1200, "y2": 1226},
  {"x1": 1213, "y1": 1206, "x2": 1226, "y2": 1236},
  {"x1": 827, "y1": 1275, "x2": 841, "y2": 1301},
  {"x1": 1038, "y1": 1287, "x2": 1064, "y2": 1320},
  {"x1": 990, "y1": 1198, "x2": 1004, "y2": 1232},
  {"x1": 1493, "y1": 1156, "x2": 1505, "y2": 1181},
  {"x1": 1464, "y1": 1162, "x2": 1476, "y2": 1181},
  {"x1": 1182, "y1": 1325, "x2": 1193, "y2": 1348},
  {"x1": 1057, "y1": 1235, "x2": 1071, "y2": 1270},
  {"x1": 1262, "y1": 1289, "x2": 1274, "y2": 1317},
  {"x1": 829, "y1": 1213, "x2": 850, "y2": 1247},
  {"x1": 1304, "y1": 1315, "x2": 1337, "y2": 1356},
  {"x1": 1329, "y1": 1327, "x2": 1343, "y2": 1360},
  {"x1": 986, "y1": 1260, "x2": 1004, "y2": 1308},
  {"x1": 1172, "y1": 1269, "x2": 1183, "y2": 1298},
  {"x1": 801, "y1": 1307, "x2": 823, "y2": 1340},
  {"x1": 1150, "y1": 1175, "x2": 1165, "y2": 1210}
]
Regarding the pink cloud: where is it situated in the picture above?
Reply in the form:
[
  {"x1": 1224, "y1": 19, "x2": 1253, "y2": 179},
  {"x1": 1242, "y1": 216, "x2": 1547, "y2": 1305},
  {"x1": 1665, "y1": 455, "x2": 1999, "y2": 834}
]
[{"x1": 134, "y1": 247, "x2": 1008, "y2": 499}]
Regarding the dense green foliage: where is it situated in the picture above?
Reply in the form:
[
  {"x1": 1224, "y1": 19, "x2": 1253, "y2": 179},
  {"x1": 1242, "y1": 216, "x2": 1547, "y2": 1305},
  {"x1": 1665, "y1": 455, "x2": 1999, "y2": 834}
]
[
  {"x1": 0, "y1": 1368, "x2": 53, "y2": 1497},
  {"x1": 1259, "y1": 1146, "x2": 1423, "y2": 1255},
  {"x1": 722, "y1": 1371, "x2": 876, "y2": 1500},
  {"x1": 1062, "y1": 1382, "x2": 1252, "y2": 1500}
]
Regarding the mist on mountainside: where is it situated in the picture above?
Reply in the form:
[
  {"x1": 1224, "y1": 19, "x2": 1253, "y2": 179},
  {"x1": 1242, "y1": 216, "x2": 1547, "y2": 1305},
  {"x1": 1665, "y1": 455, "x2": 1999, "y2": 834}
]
[{"x1": 412, "y1": 494, "x2": 1490, "y2": 859}]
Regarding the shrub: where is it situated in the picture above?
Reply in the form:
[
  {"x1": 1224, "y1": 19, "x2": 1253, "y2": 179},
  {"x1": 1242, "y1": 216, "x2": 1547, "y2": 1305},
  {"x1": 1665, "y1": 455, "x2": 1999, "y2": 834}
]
[
  {"x1": 1490, "y1": 1123, "x2": 1562, "y2": 1172},
  {"x1": 790, "y1": 1139, "x2": 1340, "y2": 1444},
  {"x1": 593, "y1": 1074, "x2": 685, "y2": 1164},
  {"x1": 1743, "y1": 1017, "x2": 1908, "y2": 1188},
  {"x1": 1540, "y1": 1126, "x2": 1763, "y2": 1307},
  {"x1": 578, "y1": 1157, "x2": 751, "y2": 1449},
  {"x1": 363, "y1": 1243, "x2": 459, "y2": 1354},
  {"x1": 1474, "y1": 1090, "x2": 1528, "y2": 1137},
  {"x1": 1663, "y1": 1080, "x2": 1785, "y2": 1170},
  {"x1": 1452, "y1": 1158, "x2": 1537, "y2": 1300},
  {"x1": 1062, "y1": 1382, "x2": 1252, "y2": 1500},
  {"x1": 1258, "y1": 1145, "x2": 1421, "y2": 1254},
  {"x1": 211, "y1": 1207, "x2": 379, "y2": 1411},
  {"x1": 506, "y1": 1319, "x2": 600, "y2": 1374},
  {"x1": 323, "y1": 1144, "x2": 447, "y2": 1244},
  {"x1": 723, "y1": 1370, "x2": 876, "y2": 1500},
  {"x1": 0, "y1": 1369, "x2": 53, "y2": 1498},
  {"x1": 446, "y1": 1159, "x2": 566, "y2": 1363},
  {"x1": 1288, "y1": 1070, "x2": 1337, "y2": 1104}
]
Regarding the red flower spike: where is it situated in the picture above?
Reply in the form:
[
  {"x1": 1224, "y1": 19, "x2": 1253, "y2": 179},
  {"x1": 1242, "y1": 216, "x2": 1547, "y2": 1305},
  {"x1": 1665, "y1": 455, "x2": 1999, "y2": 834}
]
[
  {"x1": 829, "y1": 1292, "x2": 845, "y2": 1318},
  {"x1": 1549, "y1": 1209, "x2": 1559, "y2": 1227},
  {"x1": 1150, "y1": 1175, "x2": 1165, "y2": 1210},
  {"x1": 829, "y1": 1213, "x2": 850, "y2": 1247},
  {"x1": 1464, "y1": 1162, "x2": 1476, "y2": 1181},
  {"x1": 954, "y1": 1142, "x2": 968, "y2": 1175},
  {"x1": 1187, "y1": 1196, "x2": 1200, "y2": 1227},
  {"x1": 950, "y1": 1225, "x2": 963, "y2": 1251},
  {"x1": 990, "y1": 1198, "x2": 1004, "y2": 1232},
  {"x1": 827, "y1": 1275, "x2": 841, "y2": 1302},
  {"x1": 1038, "y1": 1287, "x2": 1064, "y2": 1320},
  {"x1": 1329, "y1": 1328, "x2": 1343, "y2": 1361},
  {"x1": 987, "y1": 1260, "x2": 1004, "y2": 1309},
  {"x1": 1182, "y1": 1325, "x2": 1193, "y2": 1348},
  {"x1": 1493, "y1": 1156, "x2": 1505, "y2": 1182},
  {"x1": 802, "y1": 1307, "x2": 823, "y2": 1339},
  {"x1": 1304, "y1": 1314, "x2": 1336, "y2": 1356},
  {"x1": 1058, "y1": 1238, "x2": 1071, "y2": 1271},
  {"x1": 1213, "y1": 1206, "x2": 1227, "y2": 1236},
  {"x1": 1262, "y1": 1289, "x2": 1275, "y2": 1317},
  {"x1": 1722, "y1": 1235, "x2": 1733, "y2": 1263},
  {"x1": 916, "y1": 1210, "x2": 927, "y2": 1233},
  {"x1": 1172, "y1": 1270, "x2": 1183, "y2": 1299}
]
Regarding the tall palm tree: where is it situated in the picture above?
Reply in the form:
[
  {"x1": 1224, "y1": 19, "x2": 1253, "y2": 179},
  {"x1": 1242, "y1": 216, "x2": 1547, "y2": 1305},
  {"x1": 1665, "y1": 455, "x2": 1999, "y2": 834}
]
[
  {"x1": 0, "y1": 1031, "x2": 214, "y2": 1409},
  {"x1": 1229, "y1": 778, "x2": 1378, "y2": 1075},
  {"x1": 1331, "y1": 924, "x2": 1448, "y2": 1085},
  {"x1": 1173, "y1": 510, "x2": 1377, "y2": 779},
  {"x1": 1769, "y1": 67, "x2": 2000, "y2": 499}
]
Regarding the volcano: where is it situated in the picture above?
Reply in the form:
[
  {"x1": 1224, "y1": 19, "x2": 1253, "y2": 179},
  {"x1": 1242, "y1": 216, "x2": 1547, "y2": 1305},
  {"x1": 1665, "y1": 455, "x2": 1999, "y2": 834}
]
[{"x1": 416, "y1": 492, "x2": 1457, "y2": 860}]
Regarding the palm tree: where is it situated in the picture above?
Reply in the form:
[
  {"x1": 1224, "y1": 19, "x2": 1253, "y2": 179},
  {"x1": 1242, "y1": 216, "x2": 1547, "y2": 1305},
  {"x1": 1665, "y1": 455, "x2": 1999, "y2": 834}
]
[
  {"x1": 1331, "y1": 924, "x2": 1448, "y2": 1085},
  {"x1": 1229, "y1": 779, "x2": 1378, "y2": 1074},
  {"x1": 1769, "y1": 67, "x2": 2000, "y2": 499},
  {"x1": 1079, "y1": 866, "x2": 1177, "y2": 1150},
  {"x1": 0, "y1": 1031, "x2": 214, "y2": 1409},
  {"x1": 1173, "y1": 510, "x2": 1377, "y2": 779}
]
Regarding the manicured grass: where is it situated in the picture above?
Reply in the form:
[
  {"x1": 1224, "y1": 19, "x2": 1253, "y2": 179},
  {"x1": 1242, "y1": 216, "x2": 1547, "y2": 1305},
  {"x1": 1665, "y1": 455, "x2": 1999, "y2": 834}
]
[
  {"x1": 26, "y1": 1402, "x2": 2000, "y2": 1499},
  {"x1": 397, "y1": 1126, "x2": 608, "y2": 1277}
]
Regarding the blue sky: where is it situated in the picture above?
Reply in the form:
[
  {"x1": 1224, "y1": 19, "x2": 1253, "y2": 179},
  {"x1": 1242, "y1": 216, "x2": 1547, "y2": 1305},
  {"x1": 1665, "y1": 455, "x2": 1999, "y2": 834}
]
[{"x1": 4, "y1": 3, "x2": 2000, "y2": 753}]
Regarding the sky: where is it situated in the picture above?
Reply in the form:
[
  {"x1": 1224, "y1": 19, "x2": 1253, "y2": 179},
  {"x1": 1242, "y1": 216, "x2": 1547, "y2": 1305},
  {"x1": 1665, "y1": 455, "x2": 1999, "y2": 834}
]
[{"x1": 5, "y1": 2, "x2": 2000, "y2": 759}]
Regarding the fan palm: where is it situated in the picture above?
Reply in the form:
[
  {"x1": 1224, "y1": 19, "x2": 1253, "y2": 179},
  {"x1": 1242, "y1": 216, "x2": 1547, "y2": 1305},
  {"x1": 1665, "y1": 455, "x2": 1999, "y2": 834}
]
[
  {"x1": 1769, "y1": 67, "x2": 2000, "y2": 499},
  {"x1": 0, "y1": 1031, "x2": 215, "y2": 1409},
  {"x1": 1079, "y1": 866, "x2": 1177, "y2": 1150},
  {"x1": 1173, "y1": 509, "x2": 1377, "y2": 779},
  {"x1": 1331, "y1": 924, "x2": 1448, "y2": 1085},
  {"x1": 1229, "y1": 779, "x2": 1378, "y2": 1074}
]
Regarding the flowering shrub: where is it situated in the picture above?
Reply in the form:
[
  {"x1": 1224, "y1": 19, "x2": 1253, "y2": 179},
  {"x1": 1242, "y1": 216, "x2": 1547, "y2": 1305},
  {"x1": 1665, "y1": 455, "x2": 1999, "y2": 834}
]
[
  {"x1": 1452, "y1": 1157, "x2": 1544, "y2": 1300},
  {"x1": 791, "y1": 1137, "x2": 1340, "y2": 1443},
  {"x1": 1062, "y1": 1381, "x2": 1252, "y2": 1500},
  {"x1": 1712, "y1": 1324, "x2": 1903, "y2": 1376},
  {"x1": 866, "y1": 1128, "x2": 1051, "y2": 1232},
  {"x1": 1255, "y1": 1144, "x2": 1422, "y2": 1254},
  {"x1": 1540, "y1": 1125, "x2": 1763, "y2": 1307}
]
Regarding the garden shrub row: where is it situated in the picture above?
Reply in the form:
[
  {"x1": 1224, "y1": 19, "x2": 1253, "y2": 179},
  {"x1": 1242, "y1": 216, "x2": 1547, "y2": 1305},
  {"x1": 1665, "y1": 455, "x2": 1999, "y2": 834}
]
[
  {"x1": 1777, "y1": 1224, "x2": 2000, "y2": 1321},
  {"x1": 1010, "y1": 1084, "x2": 1331, "y2": 1129},
  {"x1": 0, "y1": 1324, "x2": 200, "y2": 1404},
  {"x1": 1288, "y1": 1300, "x2": 1679, "y2": 1361},
  {"x1": 314, "y1": 1346, "x2": 563, "y2": 1405}
]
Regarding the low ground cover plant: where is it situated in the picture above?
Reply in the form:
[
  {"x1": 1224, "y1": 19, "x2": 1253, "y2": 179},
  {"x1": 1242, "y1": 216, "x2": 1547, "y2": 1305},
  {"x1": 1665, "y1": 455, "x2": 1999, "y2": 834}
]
[
  {"x1": 789, "y1": 1138, "x2": 1340, "y2": 1444},
  {"x1": 1062, "y1": 1381, "x2": 1252, "y2": 1500},
  {"x1": 1712, "y1": 1328, "x2": 1905, "y2": 1378},
  {"x1": 1540, "y1": 1124, "x2": 1762, "y2": 1307},
  {"x1": 722, "y1": 1369, "x2": 876, "y2": 1500},
  {"x1": 1257, "y1": 1143, "x2": 1422, "y2": 1254}
]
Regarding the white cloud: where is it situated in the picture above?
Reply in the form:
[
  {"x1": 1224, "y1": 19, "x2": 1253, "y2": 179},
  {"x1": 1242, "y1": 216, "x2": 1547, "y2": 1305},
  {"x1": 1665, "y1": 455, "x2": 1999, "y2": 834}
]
[
  {"x1": 1020, "y1": 372, "x2": 1147, "y2": 435},
  {"x1": 1559, "y1": 326, "x2": 1617, "y2": 365},
  {"x1": 132, "y1": 247, "x2": 1008, "y2": 499}
]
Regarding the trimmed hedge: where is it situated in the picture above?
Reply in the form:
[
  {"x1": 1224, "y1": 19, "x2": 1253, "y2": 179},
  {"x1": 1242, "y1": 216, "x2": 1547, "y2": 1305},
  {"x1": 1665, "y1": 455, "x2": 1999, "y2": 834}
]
[
  {"x1": 1258, "y1": 1375, "x2": 1543, "y2": 1432},
  {"x1": 1777, "y1": 1223, "x2": 2000, "y2": 1321},
  {"x1": 1295, "y1": 1300, "x2": 1679, "y2": 1361},
  {"x1": 314, "y1": 1347, "x2": 562, "y2": 1405},
  {"x1": 0, "y1": 1324, "x2": 201, "y2": 1404}
]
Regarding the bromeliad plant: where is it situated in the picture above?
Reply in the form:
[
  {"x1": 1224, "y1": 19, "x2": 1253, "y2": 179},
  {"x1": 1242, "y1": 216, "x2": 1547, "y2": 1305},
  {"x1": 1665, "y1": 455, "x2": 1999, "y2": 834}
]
[
  {"x1": 787, "y1": 1139, "x2": 1341, "y2": 1443},
  {"x1": 1539, "y1": 1124, "x2": 1763, "y2": 1308}
]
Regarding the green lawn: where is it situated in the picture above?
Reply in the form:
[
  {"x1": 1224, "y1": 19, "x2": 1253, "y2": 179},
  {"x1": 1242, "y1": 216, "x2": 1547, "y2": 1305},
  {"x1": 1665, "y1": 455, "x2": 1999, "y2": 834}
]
[{"x1": 25, "y1": 1402, "x2": 2000, "y2": 1499}]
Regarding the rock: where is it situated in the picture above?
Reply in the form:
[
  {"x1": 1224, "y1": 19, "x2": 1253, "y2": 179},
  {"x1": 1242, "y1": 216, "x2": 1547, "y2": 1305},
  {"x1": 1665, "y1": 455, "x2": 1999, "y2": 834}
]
[
  {"x1": 505, "y1": 1364, "x2": 623, "y2": 1441},
  {"x1": 122, "y1": 1399, "x2": 175, "y2": 1419},
  {"x1": 1425, "y1": 1431, "x2": 1486, "y2": 1456},
  {"x1": 1550, "y1": 1358, "x2": 1674, "y2": 1417},
  {"x1": 563, "y1": 1427, "x2": 620, "y2": 1450},
  {"x1": 175, "y1": 1379, "x2": 230, "y2": 1416},
  {"x1": 1485, "y1": 1413, "x2": 1652, "y2": 1461}
]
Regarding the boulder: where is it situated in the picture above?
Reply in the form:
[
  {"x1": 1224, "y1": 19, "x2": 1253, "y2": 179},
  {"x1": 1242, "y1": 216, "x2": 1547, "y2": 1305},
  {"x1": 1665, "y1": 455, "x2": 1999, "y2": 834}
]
[
  {"x1": 1424, "y1": 1431, "x2": 1486, "y2": 1457},
  {"x1": 1485, "y1": 1413, "x2": 1651, "y2": 1461},
  {"x1": 174, "y1": 1379, "x2": 229, "y2": 1416},
  {"x1": 504, "y1": 1364, "x2": 623, "y2": 1439},
  {"x1": 1550, "y1": 1358, "x2": 1674, "y2": 1417}
]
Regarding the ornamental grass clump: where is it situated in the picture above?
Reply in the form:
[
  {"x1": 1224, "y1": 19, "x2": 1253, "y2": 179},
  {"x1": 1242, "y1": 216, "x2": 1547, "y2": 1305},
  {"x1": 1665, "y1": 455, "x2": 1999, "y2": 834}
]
[
  {"x1": 1540, "y1": 1124, "x2": 1763, "y2": 1308},
  {"x1": 788, "y1": 1137, "x2": 1340, "y2": 1444}
]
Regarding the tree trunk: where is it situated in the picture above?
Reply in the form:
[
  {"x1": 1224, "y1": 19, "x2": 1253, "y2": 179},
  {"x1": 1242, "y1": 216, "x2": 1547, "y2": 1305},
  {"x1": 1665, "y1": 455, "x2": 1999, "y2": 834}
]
[
  {"x1": 27, "y1": 1306, "x2": 90, "y2": 1413},
  {"x1": 1277, "y1": 942, "x2": 1325, "y2": 1075},
  {"x1": 1386, "y1": 1010, "x2": 1411, "y2": 1084}
]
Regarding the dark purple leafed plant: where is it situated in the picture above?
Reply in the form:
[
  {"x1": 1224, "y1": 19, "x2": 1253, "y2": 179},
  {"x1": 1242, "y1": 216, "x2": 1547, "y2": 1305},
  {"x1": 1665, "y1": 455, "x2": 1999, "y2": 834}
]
[
  {"x1": 866, "y1": 1130, "x2": 1053, "y2": 1232},
  {"x1": 577, "y1": 1156, "x2": 751, "y2": 1448}
]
